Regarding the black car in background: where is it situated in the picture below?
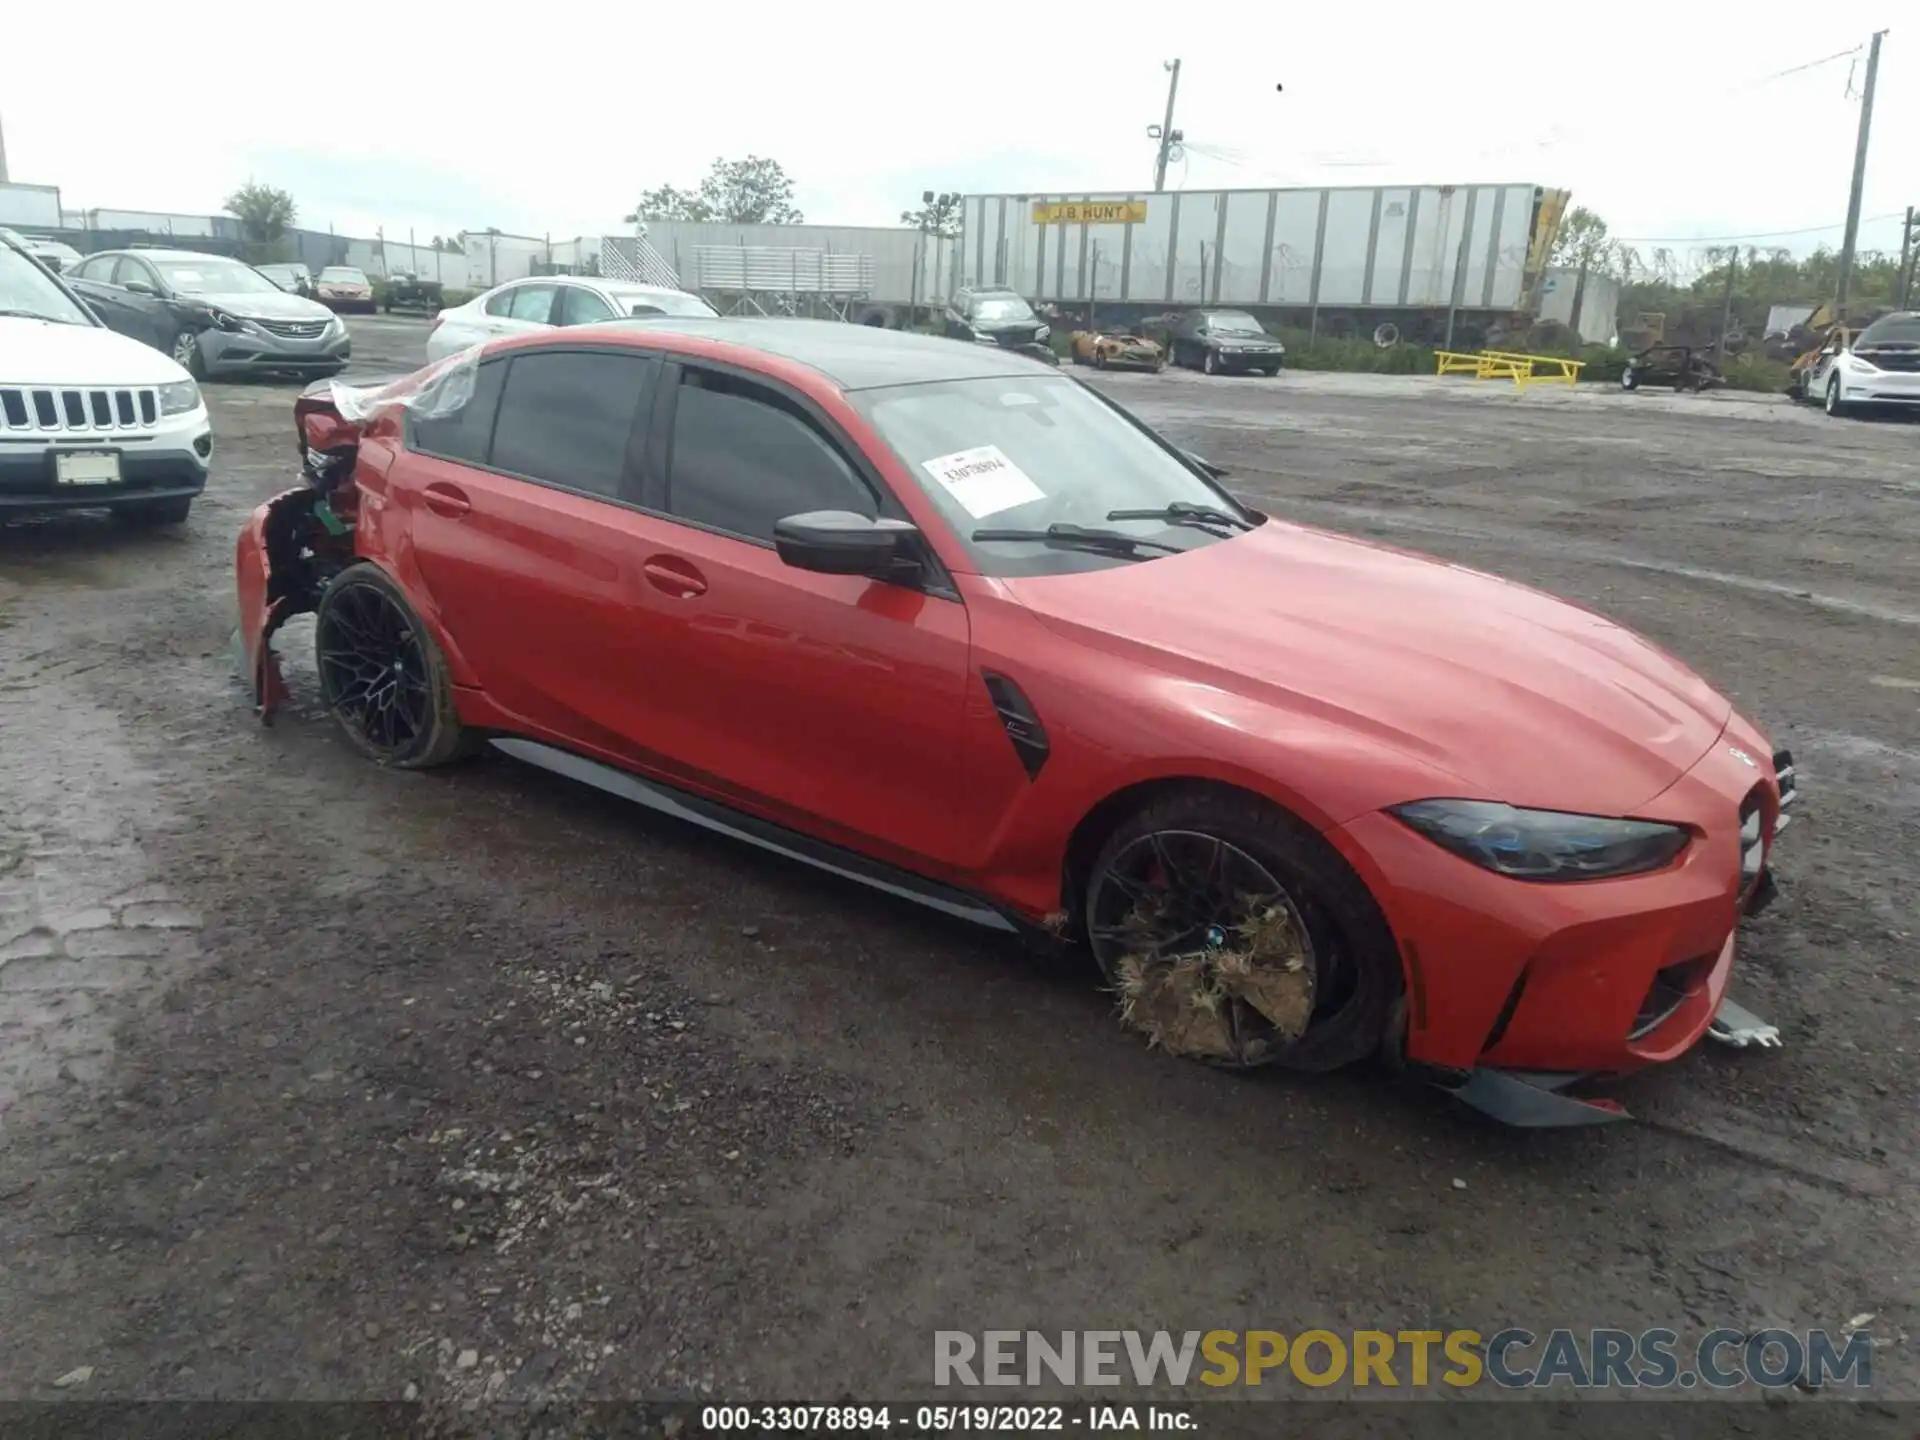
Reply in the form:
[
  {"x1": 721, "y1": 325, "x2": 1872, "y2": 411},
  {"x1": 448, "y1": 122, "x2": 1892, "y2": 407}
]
[
  {"x1": 1169, "y1": 309, "x2": 1286, "y2": 376},
  {"x1": 942, "y1": 285, "x2": 1058, "y2": 365},
  {"x1": 64, "y1": 248, "x2": 349, "y2": 380},
  {"x1": 258, "y1": 262, "x2": 316, "y2": 297}
]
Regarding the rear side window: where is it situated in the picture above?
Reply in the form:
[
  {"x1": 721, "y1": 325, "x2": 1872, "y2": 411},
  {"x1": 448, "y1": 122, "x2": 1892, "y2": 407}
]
[
  {"x1": 407, "y1": 358, "x2": 506, "y2": 465},
  {"x1": 556, "y1": 286, "x2": 615, "y2": 325},
  {"x1": 664, "y1": 370, "x2": 875, "y2": 542},
  {"x1": 488, "y1": 350, "x2": 652, "y2": 499}
]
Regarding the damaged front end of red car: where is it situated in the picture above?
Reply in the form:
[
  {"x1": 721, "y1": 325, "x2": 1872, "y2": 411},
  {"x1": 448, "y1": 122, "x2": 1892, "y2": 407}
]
[
  {"x1": 236, "y1": 388, "x2": 365, "y2": 722},
  {"x1": 235, "y1": 348, "x2": 483, "y2": 721}
]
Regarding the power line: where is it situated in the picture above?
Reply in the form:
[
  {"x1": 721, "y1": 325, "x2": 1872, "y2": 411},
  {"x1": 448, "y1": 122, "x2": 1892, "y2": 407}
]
[{"x1": 1612, "y1": 212, "x2": 1905, "y2": 244}]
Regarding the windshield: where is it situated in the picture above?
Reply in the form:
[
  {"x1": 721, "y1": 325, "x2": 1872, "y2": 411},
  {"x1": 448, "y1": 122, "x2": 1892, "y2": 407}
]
[
  {"x1": 0, "y1": 244, "x2": 96, "y2": 325},
  {"x1": 320, "y1": 268, "x2": 369, "y2": 284},
  {"x1": 853, "y1": 375, "x2": 1249, "y2": 576},
  {"x1": 609, "y1": 289, "x2": 717, "y2": 318},
  {"x1": 967, "y1": 295, "x2": 1035, "y2": 323},
  {"x1": 1854, "y1": 315, "x2": 1920, "y2": 347},
  {"x1": 1203, "y1": 311, "x2": 1265, "y2": 336},
  {"x1": 154, "y1": 258, "x2": 281, "y2": 295}
]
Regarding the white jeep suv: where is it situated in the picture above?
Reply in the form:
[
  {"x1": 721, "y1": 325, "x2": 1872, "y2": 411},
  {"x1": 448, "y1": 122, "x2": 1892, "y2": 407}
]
[{"x1": 0, "y1": 232, "x2": 212, "y2": 525}]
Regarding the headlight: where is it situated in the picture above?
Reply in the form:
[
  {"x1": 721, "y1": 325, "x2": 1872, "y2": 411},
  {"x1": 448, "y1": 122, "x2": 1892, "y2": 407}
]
[
  {"x1": 157, "y1": 379, "x2": 201, "y2": 415},
  {"x1": 972, "y1": 329, "x2": 996, "y2": 342},
  {"x1": 1843, "y1": 354, "x2": 1879, "y2": 373},
  {"x1": 1034, "y1": 324, "x2": 1050, "y2": 341},
  {"x1": 1390, "y1": 799, "x2": 1689, "y2": 881}
]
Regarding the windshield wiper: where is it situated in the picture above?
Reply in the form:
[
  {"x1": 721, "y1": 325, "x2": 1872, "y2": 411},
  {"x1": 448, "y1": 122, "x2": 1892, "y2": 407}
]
[
  {"x1": 0, "y1": 307, "x2": 79, "y2": 324},
  {"x1": 1106, "y1": 500, "x2": 1252, "y2": 533},
  {"x1": 970, "y1": 522, "x2": 1185, "y2": 558}
]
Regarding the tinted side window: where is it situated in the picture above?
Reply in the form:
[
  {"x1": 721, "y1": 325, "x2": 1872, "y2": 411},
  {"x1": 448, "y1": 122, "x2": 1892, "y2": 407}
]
[
  {"x1": 665, "y1": 371, "x2": 874, "y2": 542},
  {"x1": 72, "y1": 254, "x2": 114, "y2": 282},
  {"x1": 483, "y1": 287, "x2": 518, "y2": 318},
  {"x1": 407, "y1": 357, "x2": 507, "y2": 466},
  {"x1": 112, "y1": 257, "x2": 156, "y2": 289},
  {"x1": 488, "y1": 350, "x2": 651, "y2": 499},
  {"x1": 557, "y1": 286, "x2": 614, "y2": 326}
]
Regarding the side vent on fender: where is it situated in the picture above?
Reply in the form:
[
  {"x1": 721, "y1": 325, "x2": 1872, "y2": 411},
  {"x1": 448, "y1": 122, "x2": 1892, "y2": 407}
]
[{"x1": 981, "y1": 672, "x2": 1050, "y2": 781}]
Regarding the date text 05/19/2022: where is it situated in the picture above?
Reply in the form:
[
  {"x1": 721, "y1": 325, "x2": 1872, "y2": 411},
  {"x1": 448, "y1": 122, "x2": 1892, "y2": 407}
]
[{"x1": 697, "y1": 1403, "x2": 1196, "y2": 1432}]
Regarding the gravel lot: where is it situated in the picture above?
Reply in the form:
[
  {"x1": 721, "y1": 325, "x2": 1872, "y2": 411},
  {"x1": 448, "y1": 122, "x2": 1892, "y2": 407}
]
[{"x1": 1, "y1": 315, "x2": 1914, "y2": 1422}]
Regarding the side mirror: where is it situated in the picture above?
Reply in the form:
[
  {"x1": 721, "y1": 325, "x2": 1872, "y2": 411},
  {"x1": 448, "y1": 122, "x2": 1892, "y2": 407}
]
[
  {"x1": 1183, "y1": 449, "x2": 1229, "y2": 480},
  {"x1": 774, "y1": 510, "x2": 920, "y2": 579},
  {"x1": 123, "y1": 279, "x2": 157, "y2": 296}
]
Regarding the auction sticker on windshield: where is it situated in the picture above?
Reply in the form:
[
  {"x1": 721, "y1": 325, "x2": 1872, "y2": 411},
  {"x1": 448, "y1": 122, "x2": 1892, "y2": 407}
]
[{"x1": 922, "y1": 445, "x2": 1044, "y2": 519}]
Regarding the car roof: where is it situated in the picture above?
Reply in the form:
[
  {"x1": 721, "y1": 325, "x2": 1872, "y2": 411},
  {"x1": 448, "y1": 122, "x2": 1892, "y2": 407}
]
[
  {"x1": 588, "y1": 317, "x2": 1055, "y2": 390},
  {"x1": 108, "y1": 247, "x2": 230, "y2": 261}
]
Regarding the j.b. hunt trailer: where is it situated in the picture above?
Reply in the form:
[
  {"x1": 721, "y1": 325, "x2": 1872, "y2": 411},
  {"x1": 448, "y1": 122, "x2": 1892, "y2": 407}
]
[{"x1": 956, "y1": 185, "x2": 1571, "y2": 344}]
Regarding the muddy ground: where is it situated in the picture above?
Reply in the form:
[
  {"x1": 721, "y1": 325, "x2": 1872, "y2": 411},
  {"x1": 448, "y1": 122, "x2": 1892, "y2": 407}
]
[{"x1": 1, "y1": 317, "x2": 1915, "y2": 1426}]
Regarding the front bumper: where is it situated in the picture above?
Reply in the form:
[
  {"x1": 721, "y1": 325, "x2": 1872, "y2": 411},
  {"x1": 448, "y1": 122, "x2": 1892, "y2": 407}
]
[
  {"x1": 0, "y1": 409, "x2": 213, "y2": 512},
  {"x1": 1333, "y1": 714, "x2": 1793, "y2": 1080},
  {"x1": 200, "y1": 326, "x2": 351, "y2": 378},
  {"x1": 1210, "y1": 347, "x2": 1284, "y2": 371},
  {"x1": 1837, "y1": 367, "x2": 1920, "y2": 404}
]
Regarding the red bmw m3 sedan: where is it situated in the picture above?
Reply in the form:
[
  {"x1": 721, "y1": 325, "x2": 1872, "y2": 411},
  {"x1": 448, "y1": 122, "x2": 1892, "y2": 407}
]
[{"x1": 235, "y1": 319, "x2": 1794, "y2": 1125}]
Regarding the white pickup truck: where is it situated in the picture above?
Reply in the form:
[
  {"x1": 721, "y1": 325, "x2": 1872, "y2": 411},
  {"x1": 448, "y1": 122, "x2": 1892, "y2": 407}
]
[{"x1": 0, "y1": 231, "x2": 212, "y2": 526}]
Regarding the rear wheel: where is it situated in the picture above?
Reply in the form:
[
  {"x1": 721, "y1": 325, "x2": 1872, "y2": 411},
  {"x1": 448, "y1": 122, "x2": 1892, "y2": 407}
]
[
  {"x1": 314, "y1": 563, "x2": 472, "y2": 768},
  {"x1": 1083, "y1": 788, "x2": 1400, "y2": 1072}
]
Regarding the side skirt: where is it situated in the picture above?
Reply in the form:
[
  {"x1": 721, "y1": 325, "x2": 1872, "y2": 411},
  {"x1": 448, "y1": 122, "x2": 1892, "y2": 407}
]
[{"x1": 491, "y1": 738, "x2": 1021, "y2": 935}]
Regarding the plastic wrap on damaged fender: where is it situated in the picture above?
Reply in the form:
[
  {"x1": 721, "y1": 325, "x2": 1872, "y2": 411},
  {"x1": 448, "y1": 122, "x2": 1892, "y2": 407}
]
[{"x1": 325, "y1": 342, "x2": 485, "y2": 423}]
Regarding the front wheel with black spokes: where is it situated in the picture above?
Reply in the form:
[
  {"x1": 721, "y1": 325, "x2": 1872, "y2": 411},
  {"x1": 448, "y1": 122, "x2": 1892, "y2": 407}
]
[
  {"x1": 1083, "y1": 789, "x2": 1401, "y2": 1072},
  {"x1": 314, "y1": 563, "x2": 472, "y2": 768}
]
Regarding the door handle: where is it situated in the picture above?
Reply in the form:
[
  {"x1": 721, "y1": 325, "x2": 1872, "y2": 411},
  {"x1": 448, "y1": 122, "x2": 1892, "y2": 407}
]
[
  {"x1": 423, "y1": 482, "x2": 471, "y2": 518},
  {"x1": 642, "y1": 555, "x2": 707, "y2": 598}
]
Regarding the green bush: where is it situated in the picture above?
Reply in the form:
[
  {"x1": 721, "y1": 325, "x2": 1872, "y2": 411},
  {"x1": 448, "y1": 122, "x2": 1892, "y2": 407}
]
[
  {"x1": 1269, "y1": 327, "x2": 1435, "y2": 375},
  {"x1": 1720, "y1": 353, "x2": 1791, "y2": 394}
]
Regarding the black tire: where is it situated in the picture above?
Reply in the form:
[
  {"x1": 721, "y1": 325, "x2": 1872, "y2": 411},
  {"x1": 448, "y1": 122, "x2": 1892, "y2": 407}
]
[
  {"x1": 1825, "y1": 375, "x2": 1850, "y2": 419},
  {"x1": 1094, "y1": 349, "x2": 1109, "y2": 370},
  {"x1": 314, "y1": 562, "x2": 473, "y2": 768},
  {"x1": 1620, "y1": 367, "x2": 1639, "y2": 391},
  {"x1": 170, "y1": 330, "x2": 207, "y2": 381},
  {"x1": 1201, "y1": 348, "x2": 1218, "y2": 376},
  {"x1": 112, "y1": 495, "x2": 192, "y2": 527},
  {"x1": 1083, "y1": 787, "x2": 1401, "y2": 1073},
  {"x1": 1263, "y1": 364, "x2": 1282, "y2": 377}
]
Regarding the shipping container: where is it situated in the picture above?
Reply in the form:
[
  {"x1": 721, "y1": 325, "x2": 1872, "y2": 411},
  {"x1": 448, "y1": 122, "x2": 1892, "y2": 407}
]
[
  {"x1": 958, "y1": 185, "x2": 1566, "y2": 325},
  {"x1": 0, "y1": 182, "x2": 65, "y2": 229}
]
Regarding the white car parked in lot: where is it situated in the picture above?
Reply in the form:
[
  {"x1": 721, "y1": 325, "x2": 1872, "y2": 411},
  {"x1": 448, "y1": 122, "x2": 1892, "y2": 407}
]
[
  {"x1": 426, "y1": 276, "x2": 717, "y2": 361},
  {"x1": 1798, "y1": 310, "x2": 1920, "y2": 418},
  {"x1": 0, "y1": 232, "x2": 212, "y2": 526}
]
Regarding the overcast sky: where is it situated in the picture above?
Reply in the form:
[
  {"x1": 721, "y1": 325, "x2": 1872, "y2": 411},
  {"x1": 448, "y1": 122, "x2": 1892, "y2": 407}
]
[{"x1": 6, "y1": 3, "x2": 1912, "y2": 259}]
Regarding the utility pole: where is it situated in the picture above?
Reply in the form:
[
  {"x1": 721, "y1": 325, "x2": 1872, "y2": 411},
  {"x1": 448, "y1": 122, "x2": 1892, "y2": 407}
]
[
  {"x1": 1835, "y1": 28, "x2": 1887, "y2": 320},
  {"x1": 1900, "y1": 206, "x2": 1918, "y2": 308},
  {"x1": 1150, "y1": 59, "x2": 1183, "y2": 192},
  {"x1": 1715, "y1": 248, "x2": 1738, "y2": 363}
]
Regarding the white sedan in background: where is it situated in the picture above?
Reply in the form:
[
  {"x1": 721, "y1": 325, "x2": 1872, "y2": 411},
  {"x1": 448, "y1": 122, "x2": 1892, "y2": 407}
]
[{"x1": 426, "y1": 276, "x2": 718, "y2": 361}]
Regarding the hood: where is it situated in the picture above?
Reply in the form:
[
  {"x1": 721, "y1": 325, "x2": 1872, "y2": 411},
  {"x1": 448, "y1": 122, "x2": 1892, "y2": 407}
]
[
  {"x1": 187, "y1": 288, "x2": 337, "y2": 321},
  {"x1": 1004, "y1": 519, "x2": 1732, "y2": 816},
  {"x1": 0, "y1": 316, "x2": 192, "y2": 386}
]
